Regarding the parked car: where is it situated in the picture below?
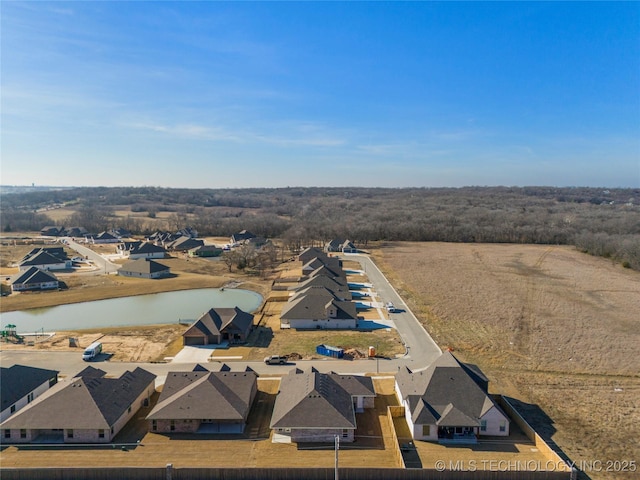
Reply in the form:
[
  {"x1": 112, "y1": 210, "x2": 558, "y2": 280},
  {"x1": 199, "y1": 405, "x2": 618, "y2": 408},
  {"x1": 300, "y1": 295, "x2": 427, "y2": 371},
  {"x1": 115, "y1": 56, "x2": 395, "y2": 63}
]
[
  {"x1": 264, "y1": 355, "x2": 287, "y2": 365},
  {"x1": 386, "y1": 302, "x2": 397, "y2": 313}
]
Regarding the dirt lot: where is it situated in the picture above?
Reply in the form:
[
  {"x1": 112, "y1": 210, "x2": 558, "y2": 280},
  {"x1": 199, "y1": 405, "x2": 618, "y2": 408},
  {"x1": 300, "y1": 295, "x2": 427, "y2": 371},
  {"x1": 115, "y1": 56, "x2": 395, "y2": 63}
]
[{"x1": 372, "y1": 242, "x2": 640, "y2": 479}]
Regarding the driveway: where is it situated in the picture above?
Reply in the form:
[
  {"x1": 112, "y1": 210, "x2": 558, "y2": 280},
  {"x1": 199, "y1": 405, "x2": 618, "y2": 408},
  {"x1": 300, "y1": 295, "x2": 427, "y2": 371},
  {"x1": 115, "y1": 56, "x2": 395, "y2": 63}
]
[{"x1": 169, "y1": 345, "x2": 219, "y2": 363}]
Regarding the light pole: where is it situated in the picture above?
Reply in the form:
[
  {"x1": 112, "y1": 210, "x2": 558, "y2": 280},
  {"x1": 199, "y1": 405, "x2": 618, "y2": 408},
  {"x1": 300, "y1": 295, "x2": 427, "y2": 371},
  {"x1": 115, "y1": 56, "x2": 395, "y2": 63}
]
[{"x1": 334, "y1": 435, "x2": 339, "y2": 480}]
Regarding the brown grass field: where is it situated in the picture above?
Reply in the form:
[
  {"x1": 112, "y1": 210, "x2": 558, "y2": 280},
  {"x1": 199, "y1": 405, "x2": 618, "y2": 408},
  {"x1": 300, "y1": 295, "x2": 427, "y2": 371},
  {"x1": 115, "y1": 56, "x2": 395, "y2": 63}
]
[{"x1": 372, "y1": 242, "x2": 640, "y2": 479}]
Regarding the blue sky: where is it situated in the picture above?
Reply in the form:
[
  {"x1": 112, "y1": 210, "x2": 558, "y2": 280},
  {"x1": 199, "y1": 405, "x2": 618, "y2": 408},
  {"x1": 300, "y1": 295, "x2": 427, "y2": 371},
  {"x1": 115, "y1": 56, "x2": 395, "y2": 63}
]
[{"x1": 2, "y1": 1, "x2": 639, "y2": 188}]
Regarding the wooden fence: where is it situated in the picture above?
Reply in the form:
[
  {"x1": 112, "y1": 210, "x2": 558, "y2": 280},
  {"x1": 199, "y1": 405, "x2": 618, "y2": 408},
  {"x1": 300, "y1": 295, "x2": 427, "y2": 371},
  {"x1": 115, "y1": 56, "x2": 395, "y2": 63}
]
[
  {"x1": 494, "y1": 395, "x2": 576, "y2": 478},
  {"x1": 1, "y1": 467, "x2": 576, "y2": 480},
  {"x1": 387, "y1": 405, "x2": 406, "y2": 468}
]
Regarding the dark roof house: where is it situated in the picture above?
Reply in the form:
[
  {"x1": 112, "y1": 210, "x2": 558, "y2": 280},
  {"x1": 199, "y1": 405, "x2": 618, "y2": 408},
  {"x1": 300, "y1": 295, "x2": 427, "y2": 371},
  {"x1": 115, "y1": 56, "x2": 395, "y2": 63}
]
[
  {"x1": 395, "y1": 351, "x2": 510, "y2": 443},
  {"x1": 19, "y1": 250, "x2": 71, "y2": 272},
  {"x1": 10, "y1": 266, "x2": 59, "y2": 292},
  {"x1": 0, "y1": 367, "x2": 156, "y2": 443},
  {"x1": 0, "y1": 365, "x2": 59, "y2": 422},
  {"x1": 183, "y1": 307, "x2": 254, "y2": 345},
  {"x1": 147, "y1": 369, "x2": 258, "y2": 434},
  {"x1": 270, "y1": 369, "x2": 375, "y2": 443},
  {"x1": 280, "y1": 293, "x2": 357, "y2": 330},
  {"x1": 118, "y1": 258, "x2": 170, "y2": 279}
]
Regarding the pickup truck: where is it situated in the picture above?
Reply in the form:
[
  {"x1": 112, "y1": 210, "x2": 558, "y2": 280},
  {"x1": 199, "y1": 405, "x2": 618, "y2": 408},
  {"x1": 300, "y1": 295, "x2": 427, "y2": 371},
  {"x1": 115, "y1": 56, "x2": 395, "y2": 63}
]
[{"x1": 264, "y1": 355, "x2": 287, "y2": 365}]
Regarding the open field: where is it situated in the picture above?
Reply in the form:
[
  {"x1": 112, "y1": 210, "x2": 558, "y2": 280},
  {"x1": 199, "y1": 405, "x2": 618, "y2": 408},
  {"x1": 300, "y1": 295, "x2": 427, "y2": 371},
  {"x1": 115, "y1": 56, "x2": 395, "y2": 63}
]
[{"x1": 372, "y1": 242, "x2": 640, "y2": 479}]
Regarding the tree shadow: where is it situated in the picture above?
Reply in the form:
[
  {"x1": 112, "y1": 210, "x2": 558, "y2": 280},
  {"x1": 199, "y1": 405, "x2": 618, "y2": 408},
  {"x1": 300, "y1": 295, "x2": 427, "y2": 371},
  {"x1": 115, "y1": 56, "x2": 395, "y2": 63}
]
[{"x1": 247, "y1": 326, "x2": 273, "y2": 348}]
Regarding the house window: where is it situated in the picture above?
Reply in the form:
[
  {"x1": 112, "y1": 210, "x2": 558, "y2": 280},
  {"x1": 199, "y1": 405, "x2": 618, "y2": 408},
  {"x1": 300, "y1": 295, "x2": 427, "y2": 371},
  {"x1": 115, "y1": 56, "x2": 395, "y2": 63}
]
[
  {"x1": 98, "y1": 429, "x2": 105, "y2": 438},
  {"x1": 152, "y1": 420, "x2": 157, "y2": 431},
  {"x1": 10, "y1": 405, "x2": 16, "y2": 414},
  {"x1": 67, "y1": 429, "x2": 74, "y2": 439},
  {"x1": 422, "y1": 425, "x2": 431, "y2": 436},
  {"x1": 342, "y1": 429, "x2": 349, "y2": 438},
  {"x1": 20, "y1": 429, "x2": 27, "y2": 439},
  {"x1": 27, "y1": 392, "x2": 34, "y2": 403},
  {"x1": 4, "y1": 430, "x2": 10, "y2": 439},
  {"x1": 480, "y1": 420, "x2": 487, "y2": 432},
  {"x1": 499, "y1": 421, "x2": 506, "y2": 432},
  {"x1": 170, "y1": 420, "x2": 175, "y2": 431}
]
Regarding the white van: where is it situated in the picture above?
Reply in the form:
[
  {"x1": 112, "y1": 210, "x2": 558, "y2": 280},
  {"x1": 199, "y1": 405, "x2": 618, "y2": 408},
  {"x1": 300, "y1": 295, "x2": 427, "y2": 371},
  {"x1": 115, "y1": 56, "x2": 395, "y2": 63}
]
[{"x1": 82, "y1": 342, "x2": 102, "y2": 361}]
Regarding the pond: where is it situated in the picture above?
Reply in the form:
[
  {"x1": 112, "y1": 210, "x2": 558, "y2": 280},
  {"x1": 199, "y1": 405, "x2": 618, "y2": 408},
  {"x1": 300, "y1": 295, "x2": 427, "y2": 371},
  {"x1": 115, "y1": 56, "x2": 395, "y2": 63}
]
[{"x1": 2, "y1": 288, "x2": 263, "y2": 333}]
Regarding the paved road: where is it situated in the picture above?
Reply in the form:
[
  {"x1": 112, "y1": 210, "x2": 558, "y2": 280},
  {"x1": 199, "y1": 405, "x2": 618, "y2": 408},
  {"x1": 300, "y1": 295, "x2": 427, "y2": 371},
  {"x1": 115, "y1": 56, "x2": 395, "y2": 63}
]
[
  {"x1": 0, "y1": 253, "x2": 441, "y2": 380},
  {"x1": 65, "y1": 237, "x2": 120, "y2": 274}
]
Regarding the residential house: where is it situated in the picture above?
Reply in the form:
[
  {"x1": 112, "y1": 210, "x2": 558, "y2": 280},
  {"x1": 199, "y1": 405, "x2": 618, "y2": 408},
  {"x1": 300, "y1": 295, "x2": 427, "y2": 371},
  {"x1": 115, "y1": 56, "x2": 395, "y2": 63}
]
[
  {"x1": 176, "y1": 227, "x2": 198, "y2": 238},
  {"x1": 116, "y1": 240, "x2": 143, "y2": 255},
  {"x1": 280, "y1": 291, "x2": 357, "y2": 330},
  {"x1": 165, "y1": 236, "x2": 204, "y2": 252},
  {"x1": 40, "y1": 226, "x2": 63, "y2": 237},
  {"x1": 395, "y1": 351, "x2": 510, "y2": 443},
  {"x1": 0, "y1": 366, "x2": 156, "y2": 443},
  {"x1": 291, "y1": 275, "x2": 352, "y2": 301},
  {"x1": 118, "y1": 259, "x2": 171, "y2": 279},
  {"x1": 0, "y1": 365, "x2": 59, "y2": 422},
  {"x1": 182, "y1": 307, "x2": 254, "y2": 345},
  {"x1": 301, "y1": 256, "x2": 342, "y2": 275},
  {"x1": 10, "y1": 267, "x2": 59, "y2": 292},
  {"x1": 325, "y1": 238, "x2": 357, "y2": 253},
  {"x1": 188, "y1": 245, "x2": 223, "y2": 258},
  {"x1": 128, "y1": 242, "x2": 166, "y2": 260},
  {"x1": 230, "y1": 230, "x2": 256, "y2": 245},
  {"x1": 63, "y1": 226, "x2": 88, "y2": 238},
  {"x1": 306, "y1": 264, "x2": 347, "y2": 281},
  {"x1": 18, "y1": 248, "x2": 71, "y2": 272},
  {"x1": 110, "y1": 228, "x2": 132, "y2": 239},
  {"x1": 270, "y1": 368, "x2": 375, "y2": 443},
  {"x1": 297, "y1": 247, "x2": 329, "y2": 264},
  {"x1": 147, "y1": 366, "x2": 257, "y2": 434},
  {"x1": 88, "y1": 231, "x2": 120, "y2": 244}
]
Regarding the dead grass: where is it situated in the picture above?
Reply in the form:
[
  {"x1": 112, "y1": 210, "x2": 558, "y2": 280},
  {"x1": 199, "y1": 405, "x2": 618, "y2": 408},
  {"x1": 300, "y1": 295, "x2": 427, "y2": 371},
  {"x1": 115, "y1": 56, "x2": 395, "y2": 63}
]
[{"x1": 372, "y1": 242, "x2": 640, "y2": 479}]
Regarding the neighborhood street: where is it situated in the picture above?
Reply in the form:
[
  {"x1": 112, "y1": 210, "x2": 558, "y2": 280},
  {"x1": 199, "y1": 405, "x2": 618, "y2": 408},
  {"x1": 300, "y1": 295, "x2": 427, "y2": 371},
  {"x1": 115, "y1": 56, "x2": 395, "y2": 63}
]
[
  {"x1": 0, "y1": 253, "x2": 441, "y2": 381},
  {"x1": 65, "y1": 238, "x2": 120, "y2": 274}
]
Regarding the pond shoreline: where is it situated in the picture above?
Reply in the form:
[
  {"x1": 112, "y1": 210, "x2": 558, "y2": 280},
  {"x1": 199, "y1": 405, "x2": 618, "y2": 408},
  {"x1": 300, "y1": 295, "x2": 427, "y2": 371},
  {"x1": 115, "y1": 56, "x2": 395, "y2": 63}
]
[{"x1": 2, "y1": 288, "x2": 264, "y2": 334}]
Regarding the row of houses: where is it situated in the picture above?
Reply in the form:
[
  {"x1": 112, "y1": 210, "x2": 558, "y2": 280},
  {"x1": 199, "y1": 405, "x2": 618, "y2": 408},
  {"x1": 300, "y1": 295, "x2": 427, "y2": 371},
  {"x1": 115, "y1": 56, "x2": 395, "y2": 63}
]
[
  {"x1": 1, "y1": 351, "x2": 509, "y2": 444},
  {"x1": 18, "y1": 247, "x2": 72, "y2": 272},
  {"x1": 280, "y1": 247, "x2": 358, "y2": 330}
]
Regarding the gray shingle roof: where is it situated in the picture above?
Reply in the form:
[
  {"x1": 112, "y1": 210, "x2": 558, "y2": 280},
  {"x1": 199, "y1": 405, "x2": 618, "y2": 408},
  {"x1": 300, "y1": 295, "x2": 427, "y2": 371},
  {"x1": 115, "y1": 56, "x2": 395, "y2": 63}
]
[
  {"x1": 0, "y1": 365, "x2": 58, "y2": 412},
  {"x1": 19, "y1": 251, "x2": 66, "y2": 267},
  {"x1": 147, "y1": 371, "x2": 257, "y2": 421},
  {"x1": 280, "y1": 294, "x2": 357, "y2": 321},
  {"x1": 130, "y1": 242, "x2": 166, "y2": 255},
  {"x1": 396, "y1": 351, "x2": 497, "y2": 427},
  {"x1": 293, "y1": 275, "x2": 351, "y2": 299},
  {"x1": 182, "y1": 307, "x2": 254, "y2": 339},
  {"x1": 11, "y1": 266, "x2": 58, "y2": 286},
  {"x1": 118, "y1": 258, "x2": 170, "y2": 275},
  {"x1": 0, "y1": 367, "x2": 156, "y2": 430},
  {"x1": 270, "y1": 370, "x2": 357, "y2": 430}
]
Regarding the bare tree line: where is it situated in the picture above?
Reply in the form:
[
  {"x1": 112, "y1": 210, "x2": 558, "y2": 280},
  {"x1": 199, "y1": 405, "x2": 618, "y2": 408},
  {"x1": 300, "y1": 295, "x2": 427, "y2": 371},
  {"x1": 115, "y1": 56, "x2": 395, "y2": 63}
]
[{"x1": 2, "y1": 186, "x2": 639, "y2": 269}]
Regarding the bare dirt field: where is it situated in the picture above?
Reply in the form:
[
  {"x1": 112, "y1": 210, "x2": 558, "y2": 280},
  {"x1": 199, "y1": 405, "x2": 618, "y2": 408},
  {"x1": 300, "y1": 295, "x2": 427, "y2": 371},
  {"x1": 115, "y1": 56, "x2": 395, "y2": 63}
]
[{"x1": 372, "y1": 242, "x2": 640, "y2": 479}]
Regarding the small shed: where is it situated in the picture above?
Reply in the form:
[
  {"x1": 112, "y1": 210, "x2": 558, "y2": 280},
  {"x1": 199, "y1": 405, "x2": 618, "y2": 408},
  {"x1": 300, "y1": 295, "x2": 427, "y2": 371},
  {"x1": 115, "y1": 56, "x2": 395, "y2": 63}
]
[{"x1": 316, "y1": 344, "x2": 344, "y2": 359}]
